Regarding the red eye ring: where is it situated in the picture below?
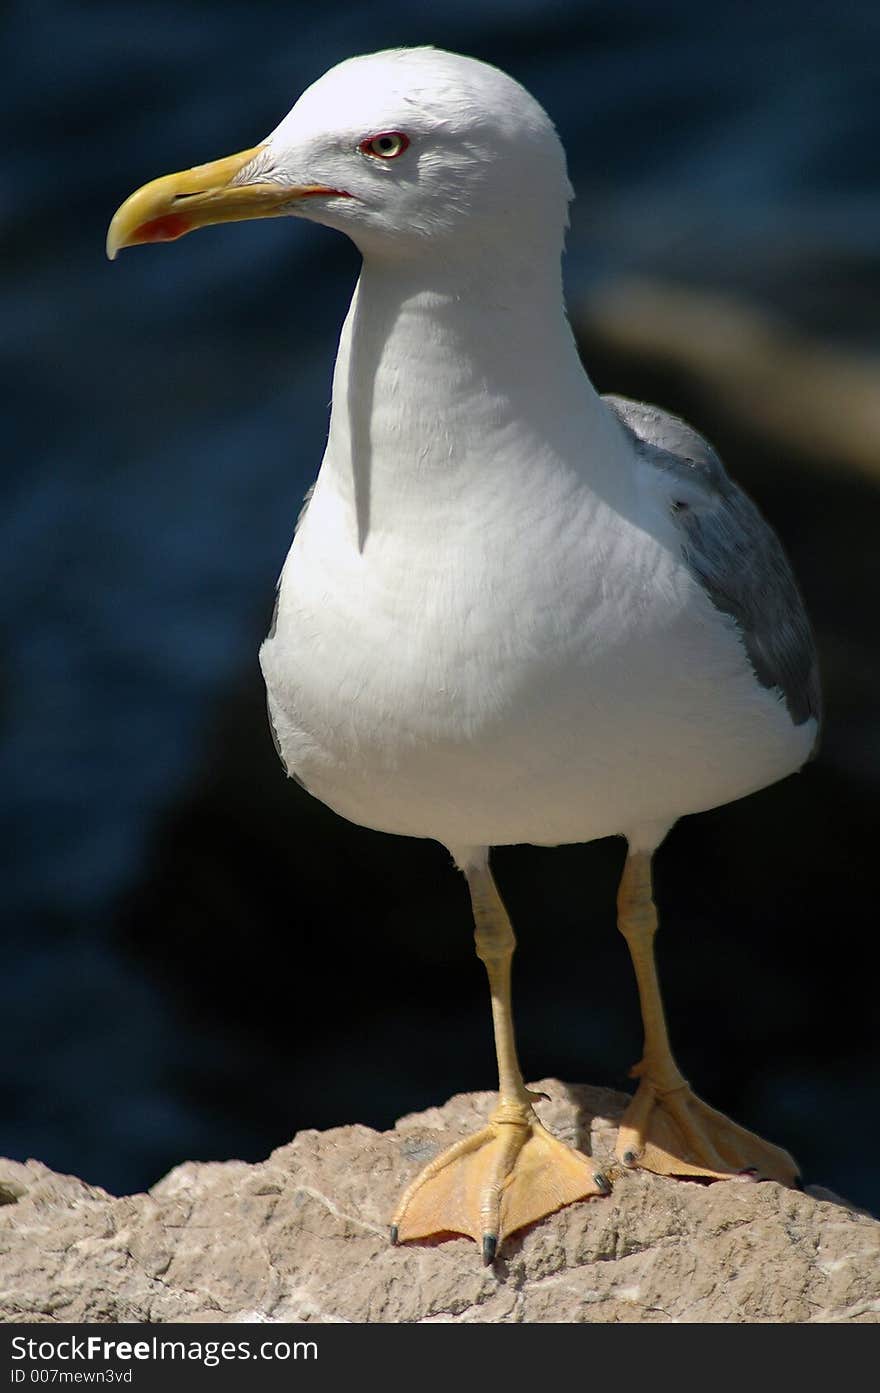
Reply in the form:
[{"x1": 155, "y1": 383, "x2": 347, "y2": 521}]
[{"x1": 358, "y1": 131, "x2": 410, "y2": 160}]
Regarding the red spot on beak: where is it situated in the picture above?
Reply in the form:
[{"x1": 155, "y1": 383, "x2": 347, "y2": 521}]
[{"x1": 132, "y1": 213, "x2": 193, "y2": 245}]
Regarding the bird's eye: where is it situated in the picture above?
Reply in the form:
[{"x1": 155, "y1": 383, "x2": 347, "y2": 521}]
[{"x1": 359, "y1": 132, "x2": 410, "y2": 160}]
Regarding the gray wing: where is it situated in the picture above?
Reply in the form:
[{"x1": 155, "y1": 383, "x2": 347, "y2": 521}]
[{"x1": 604, "y1": 394, "x2": 821, "y2": 733}]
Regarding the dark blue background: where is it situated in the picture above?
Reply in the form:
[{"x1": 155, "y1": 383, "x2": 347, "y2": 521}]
[{"x1": 4, "y1": 1, "x2": 879, "y2": 1213}]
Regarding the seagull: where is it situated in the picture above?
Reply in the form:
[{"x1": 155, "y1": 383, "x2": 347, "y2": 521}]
[{"x1": 107, "y1": 46, "x2": 820, "y2": 1264}]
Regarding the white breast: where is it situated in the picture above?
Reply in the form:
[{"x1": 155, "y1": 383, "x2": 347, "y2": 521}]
[
  {"x1": 261, "y1": 441, "x2": 812, "y2": 853},
  {"x1": 260, "y1": 262, "x2": 814, "y2": 854}
]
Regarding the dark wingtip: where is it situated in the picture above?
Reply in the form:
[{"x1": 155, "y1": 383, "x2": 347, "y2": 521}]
[{"x1": 482, "y1": 1233, "x2": 498, "y2": 1266}]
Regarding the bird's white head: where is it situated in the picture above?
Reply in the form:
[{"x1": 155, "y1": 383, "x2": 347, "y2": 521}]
[{"x1": 106, "y1": 47, "x2": 572, "y2": 264}]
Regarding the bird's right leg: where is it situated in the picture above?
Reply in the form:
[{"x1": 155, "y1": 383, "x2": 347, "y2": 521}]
[{"x1": 391, "y1": 853, "x2": 608, "y2": 1263}]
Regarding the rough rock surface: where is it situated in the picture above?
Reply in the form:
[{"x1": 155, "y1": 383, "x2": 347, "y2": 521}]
[{"x1": 1, "y1": 1082, "x2": 878, "y2": 1323}]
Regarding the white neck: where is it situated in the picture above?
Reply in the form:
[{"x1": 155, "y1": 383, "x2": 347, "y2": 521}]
[{"x1": 318, "y1": 247, "x2": 625, "y2": 549}]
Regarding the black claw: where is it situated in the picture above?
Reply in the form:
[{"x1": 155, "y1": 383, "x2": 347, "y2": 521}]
[
  {"x1": 622, "y1": 1150, "x2": 637, "y2": 1167},
  {"x1": 389, "y1": 1224, "x2": 399, "y2": 1246},
  {"x1": 482, "y1": 1233, "x2": 498, "y2": 1266},
  {"x1": 593, "y1": 1171, "x2": 611, "y2": 1194}
]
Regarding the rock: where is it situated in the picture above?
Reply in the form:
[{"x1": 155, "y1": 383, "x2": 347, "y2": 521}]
[{"x1": 1, "y1": 1082, "x2": 877, "y2": 1323}]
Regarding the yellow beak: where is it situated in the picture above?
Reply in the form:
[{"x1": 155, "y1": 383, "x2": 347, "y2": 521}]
[{"x1": 106, "y1": 145, "x2": 342, "y2": 260}]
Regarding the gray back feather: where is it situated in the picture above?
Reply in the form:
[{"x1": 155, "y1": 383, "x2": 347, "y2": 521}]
[{"x1": 604, "y1": 395, "x2": 821, "y2": 733}]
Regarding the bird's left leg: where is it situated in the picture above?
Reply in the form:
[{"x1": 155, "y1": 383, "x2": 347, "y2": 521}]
[
  {"x1": 615, "y1": 849, "x2": 799, "y2": 1184},
  {"x1": 391, "y1": 855, "x2": 609, "y2": 1262}
]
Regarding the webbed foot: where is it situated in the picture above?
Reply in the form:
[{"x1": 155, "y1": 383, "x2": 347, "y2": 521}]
[
  {"x1": 615, "y1": 1067, "x2": 799, "y2": 1184},
  {"x1": 392, "y1": 1097, "x2": 610, "y2": 1261}
]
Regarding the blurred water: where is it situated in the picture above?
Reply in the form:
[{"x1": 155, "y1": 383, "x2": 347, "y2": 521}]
[{"x1": 3, "y1": 1, "x2": 878, "y2": 1202}]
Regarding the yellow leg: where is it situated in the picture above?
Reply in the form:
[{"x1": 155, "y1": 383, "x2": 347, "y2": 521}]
[
  {"x1": 391, "y1": 859, "x2": 609, "y2": 1262},
  {"x1": 615, "y1": 851, "x2": 799, "y2": 1184}
]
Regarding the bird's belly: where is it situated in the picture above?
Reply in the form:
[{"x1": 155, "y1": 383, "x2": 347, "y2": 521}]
[{"x1": 260, "y1": 522, "x2": 813, "y2": 851}]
